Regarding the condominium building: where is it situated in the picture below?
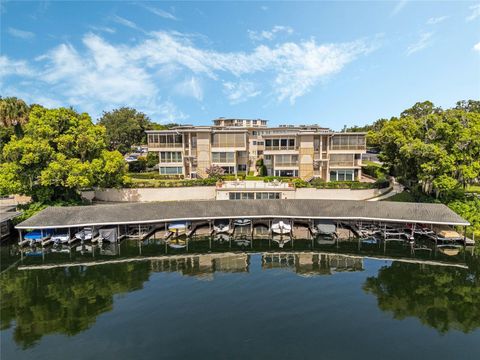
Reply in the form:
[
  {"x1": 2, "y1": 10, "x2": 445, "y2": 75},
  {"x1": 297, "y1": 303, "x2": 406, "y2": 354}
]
[{"x1": 146, "y1": 118, "x2": 366, "y2": 181}]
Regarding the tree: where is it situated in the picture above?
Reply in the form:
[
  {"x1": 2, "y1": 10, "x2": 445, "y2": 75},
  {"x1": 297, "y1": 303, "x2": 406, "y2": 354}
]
[
  {"x1": 0, "y1": 106, "x2": 127, "y2": 202},
  {"x1": 98, "y1": 107, "x2": 152, "y2": 154},
  {"x1": 0, "y1": 97, "x2": 30, "y2": 138},
  {"x1": 374, "y1": 101, "x2": 480, "y2": 197},
  {"x1": 400, "y1": 100, "x2": 440, "y2": 119},
  {"x1": 205, "y1": 165, "x2": 225, "y2": 179}
]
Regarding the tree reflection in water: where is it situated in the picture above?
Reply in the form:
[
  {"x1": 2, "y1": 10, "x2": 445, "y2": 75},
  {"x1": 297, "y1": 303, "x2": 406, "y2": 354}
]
[
  {"x1": 0, "y1": 262, "x2": 150, "y2": 349},
  {"x1": 363, "y1": 256, "x2": 480, "y2": 334}
]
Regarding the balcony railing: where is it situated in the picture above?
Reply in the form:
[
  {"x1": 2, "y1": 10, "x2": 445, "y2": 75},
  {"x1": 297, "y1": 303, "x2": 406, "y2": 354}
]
[
  {"x1": 329, "y1": 161, "x2": 356, "y2": 167},
  {"x1": 275, "y1": 162, "x2": 299, "y2": 167},
  {"x1": 330, "y1": 145, "x2": 366, "y2": 151},
  {"x1": 148, "y1": 142, "x2": 183, "y2": 148},
  {"x1": 264, "y1": 145, "x2": 298, "y2": 151}
]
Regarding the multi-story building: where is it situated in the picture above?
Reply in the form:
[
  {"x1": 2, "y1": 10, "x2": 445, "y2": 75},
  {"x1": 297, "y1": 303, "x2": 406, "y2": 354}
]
[{"x1": 146, "y1": 118, "x2": 366, "y2": 181}]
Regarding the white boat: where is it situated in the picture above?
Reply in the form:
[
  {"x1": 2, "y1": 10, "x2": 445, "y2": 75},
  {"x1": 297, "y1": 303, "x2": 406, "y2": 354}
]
[
  {"x1": 272, "y1": 235, "x2": 291, "y2": 248},
  {"x1": 271, "y1": 220, "x2": 291, "y2": 235},
  {"x1": 51, "y1": 233, "x2": 70, "y2": 244},
  {"x1": 214, "y1": 220, "x2": 230, "y2": 233},
  {"x1": 75, "y1": 227, "x2": 99, "y2": 241},
  {"x1": 234, "y1": 219, "x2": 251, "y2": 227}
]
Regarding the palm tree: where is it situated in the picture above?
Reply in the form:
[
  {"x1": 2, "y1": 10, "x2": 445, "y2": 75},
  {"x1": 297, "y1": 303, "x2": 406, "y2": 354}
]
[{"x1": 0, "y1": 97, "x2": 30, "y2": 137}]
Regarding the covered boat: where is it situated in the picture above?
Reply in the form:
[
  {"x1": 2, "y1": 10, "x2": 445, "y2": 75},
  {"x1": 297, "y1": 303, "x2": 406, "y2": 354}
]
[
  {"x1": 75, "y1": 227, "x2": 99, "y2": 241},
  {"x1": 99, "y1": 227, "x2": 123, "y2": 243},
  {"x1": 312, "y1": 220, "x2": 336, "y2": 235}
]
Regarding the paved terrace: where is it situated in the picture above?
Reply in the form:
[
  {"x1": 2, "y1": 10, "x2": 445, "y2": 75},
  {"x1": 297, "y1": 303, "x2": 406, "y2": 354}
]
[{"x1": 15, "y1": 199, "x2": 469, "y2": 229}]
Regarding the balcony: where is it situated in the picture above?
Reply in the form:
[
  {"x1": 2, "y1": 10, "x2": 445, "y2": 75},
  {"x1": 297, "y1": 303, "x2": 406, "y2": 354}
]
[
  {"x1": 330, "y1": 145, "x2": 366, "y2": 151},
  {"x1": 148, "y1": 142, "x2": 183, "y2": 149},
  {"x1": 264, "y1": 145, "x2": 298, "y2": 151}
]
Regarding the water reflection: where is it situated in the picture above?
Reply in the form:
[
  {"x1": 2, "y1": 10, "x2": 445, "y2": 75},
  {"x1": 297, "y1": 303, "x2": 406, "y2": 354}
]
[
  {"x1": 1, "y1": 238, "x2": 479, "y2": 351},
  {"x1": 0, "y1": 261, "x2": 150, "y2": 349},
  {"x1": 363, "y1": 260, "x2": 480, "y2": 334}
]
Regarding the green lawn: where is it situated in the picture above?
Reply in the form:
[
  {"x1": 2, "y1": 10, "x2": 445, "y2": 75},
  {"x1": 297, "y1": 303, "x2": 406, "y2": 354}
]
[
  {"x1": 381, "y1": 192, "x2": 416, "y2": 202},
  {"x1": 466, "y1": 185, "x2": 480, "y2": 193}
]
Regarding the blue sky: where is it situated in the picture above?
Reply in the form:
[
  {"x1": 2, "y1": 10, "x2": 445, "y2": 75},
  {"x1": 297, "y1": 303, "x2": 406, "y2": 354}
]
[{"x1": 1, "y1": 1, "x2": 479, "y2": 129}]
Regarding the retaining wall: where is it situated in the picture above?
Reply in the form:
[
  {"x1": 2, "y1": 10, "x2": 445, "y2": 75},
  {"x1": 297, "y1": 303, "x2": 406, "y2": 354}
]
[{"x1": 88, "y1": 185, "x2": 390, "y2": 202}]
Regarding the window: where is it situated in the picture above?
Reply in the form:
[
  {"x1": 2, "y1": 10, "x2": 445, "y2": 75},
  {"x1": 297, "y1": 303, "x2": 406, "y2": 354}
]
[
  {"x1": 160, "y1": 152, "x2": 182, "y2": 163},
  {"x1": 150, "y1": 134, "x2": 183, "y2": 147},
  {"x1": 329, "y1": 169, "x2": 354, "y2": 181},
  {"x1": 221, "y1": 166, "x2": 235, "y2": 174},
  {"x1": 211, "y1": 133, "x2": 246, "y2": 147},
  {"x1": 265, "y1": 139, "x2": 272, "y2": 147},
  {"x1": 212, "y1": 152, "x2": 235, "y2": 163},
  {"x1": 274, "y1": 169, "x2": 298, "y2": 177},
  {"x1": 331, "y1": 135, "x2": 366, "y2": 150},
  {"x1": 229, "y1": 192, "x2": 281, "y2": 200},
  {"x1": 329, "y1": 154, "x2": 354, "y2": 166},
  {"x1": 160, "y1": 167, "x2": 183, "y2": 175},
  {"x1": 237, "y1": 164, "x2": 247, "y2": 172},
  {"x1": 274, "y1": 154, "x2": 298, "y2": 166},
  {"x1": 253, "y1": 141, "x2": 257, "y2": 145}
]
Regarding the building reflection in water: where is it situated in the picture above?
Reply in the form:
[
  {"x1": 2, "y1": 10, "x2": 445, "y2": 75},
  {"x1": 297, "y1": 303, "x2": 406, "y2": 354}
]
[
  {"x1": 150, "y1": 253, "x2": 249, "y2": 279},
  {"x1": 262, "y1": 252, "x2": 364, "y2": 276}
]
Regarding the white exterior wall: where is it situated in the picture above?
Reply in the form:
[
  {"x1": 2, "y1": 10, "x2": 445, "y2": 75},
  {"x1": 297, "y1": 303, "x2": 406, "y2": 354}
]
[
  {"x1": 93, "y1": 187, "x2": 216, "y2": 202},
  {"x1": 91, "y1": 184, "x2": 390, "y2": 202}
]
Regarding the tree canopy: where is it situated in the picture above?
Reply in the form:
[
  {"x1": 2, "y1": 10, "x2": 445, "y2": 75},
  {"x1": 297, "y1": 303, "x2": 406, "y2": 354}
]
[
  {"x1": 372, "y1": 101, "x2": 480, "y2": 201},
  {"x1": 0, "y1": 106, "x2": 127, "y2": 202},
  {"x1": 98, "y1": 107, "x2": 152, "y2": 154}
]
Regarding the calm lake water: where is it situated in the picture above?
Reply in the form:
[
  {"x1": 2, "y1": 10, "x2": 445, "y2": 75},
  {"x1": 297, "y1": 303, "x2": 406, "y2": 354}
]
[{"x1": 1, "y1": 238, "x2": 480, "y2": 360}]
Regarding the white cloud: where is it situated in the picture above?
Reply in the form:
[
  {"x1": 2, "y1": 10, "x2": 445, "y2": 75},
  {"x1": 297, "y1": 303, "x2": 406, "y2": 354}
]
[
  {"x1": 406, "y1": 32, "x2": 433, "y2": 55},
  {"x1": 427, "y1": 16, "x2": 448, "y2": 25},
  {"x1": 2, "y1": 30, "x2": 376, "y2": 118},
  {"x1": 474, "y1": 41, "x2": 480, "y2": 52},
  {"x1": 248, "y1": 25, "x2": 293, "y2": 41},
  {"x1": 133, "y1": 31, "x2": 375, "y2": 103},
  {"x1": 391, "y1": 0, "x2": 407, "y2": 16},
  {"x1": 112, "y1": 15, "x2": 142, "y2": 31},
  {"x1": 223, "y1": 81, "x2": 261, "y2": 104},
  {"x1": 0, "y1": 56, "x2": 34, "y2": 78},
  {"x1": 142, "y1": 5, "x2": 177, "y2": 20},
  {"x1": 466, "y1": 4, "x2": 480, "y2": 22},
  {"x1": 89, "y1": 25, "x2": 116, "y2": 34},
  {"x1": 8, "y1": 27, "x2": 35, "y2": 39},
  {"x1": 174, "y1": 77, "x2": 203, "y2": 100}
]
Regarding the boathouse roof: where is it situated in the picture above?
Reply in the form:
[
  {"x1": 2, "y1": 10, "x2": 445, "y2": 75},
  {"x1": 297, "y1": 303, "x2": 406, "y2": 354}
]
[{"x1": 15, "y1": 199, "x2": 470, "y2": 229}]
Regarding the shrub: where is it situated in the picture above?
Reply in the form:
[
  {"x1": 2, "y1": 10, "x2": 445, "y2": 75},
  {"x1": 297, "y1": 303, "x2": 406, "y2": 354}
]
[
  {"x1": 128, "y1": 157, "x2": 147, "y2": 172},
  {"x1": 258, "y1": 165, "x2": 267, "y2": 177},
  {"x1": 205, "y1": 165, "x2": 225, "y2": 179},
  {"x1": 146, "y1": 152, "x2": 159, "y2": 168}
]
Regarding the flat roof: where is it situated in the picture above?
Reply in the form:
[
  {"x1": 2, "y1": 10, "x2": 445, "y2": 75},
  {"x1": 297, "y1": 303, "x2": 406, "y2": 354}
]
[{"x1": 15, "y1": 199, "x2": 469, "y2": 229}]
